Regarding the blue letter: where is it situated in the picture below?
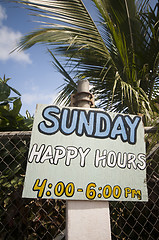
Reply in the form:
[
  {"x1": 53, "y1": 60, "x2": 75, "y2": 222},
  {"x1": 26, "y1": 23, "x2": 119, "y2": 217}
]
[
  {"x1": 94, "y1": 112, "x2": 111, "y2": 138},
  {"x1": 77, "y1": 110, "x2": 94, "y2": 136},
  {"x1": 111, "y1": 115, "x2": 127, "y2": 142},
  {"x1": 125, "y1": 116, "x2": 141, "y2": 144},
  {"x1": 60, "y1": 109, "x2": 78, "y2": 135},
  {"x1": 38, "y1": 106, "x2": 60, "y2": 135}
]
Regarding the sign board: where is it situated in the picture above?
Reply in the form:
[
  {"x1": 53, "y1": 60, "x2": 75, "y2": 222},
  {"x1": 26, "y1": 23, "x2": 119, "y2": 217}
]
[{"x1": 22, "y1": 104, "x2": 148, "y2": 201}]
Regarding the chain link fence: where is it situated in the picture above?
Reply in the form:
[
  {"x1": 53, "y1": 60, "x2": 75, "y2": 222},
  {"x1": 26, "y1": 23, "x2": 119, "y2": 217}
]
[{"x1": 0, "y1": 131, "x2": 158, "y2": 239}]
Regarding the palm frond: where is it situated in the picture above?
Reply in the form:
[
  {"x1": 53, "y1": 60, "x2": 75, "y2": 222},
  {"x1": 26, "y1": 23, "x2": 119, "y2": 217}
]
[
  {"x1": 9, "y1": 0, "x2": 159, "y2": 123},
  {"x1": 13, "y1": 0, "x2": 110, "y2": 58},
  {"x1": 48, "y1": 50, "x2": 77, "y2": 105}
]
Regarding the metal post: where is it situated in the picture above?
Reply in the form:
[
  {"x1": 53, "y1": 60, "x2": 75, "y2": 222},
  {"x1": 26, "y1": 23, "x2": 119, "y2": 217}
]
[{"x1": 66, "y1": 80, "x2": 112, "y2": 240}]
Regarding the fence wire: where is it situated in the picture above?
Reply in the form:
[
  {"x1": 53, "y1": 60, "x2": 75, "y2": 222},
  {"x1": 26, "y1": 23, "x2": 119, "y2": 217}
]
[{"x1": 0, "y1": 131, "x2": 158, "y2": 240}]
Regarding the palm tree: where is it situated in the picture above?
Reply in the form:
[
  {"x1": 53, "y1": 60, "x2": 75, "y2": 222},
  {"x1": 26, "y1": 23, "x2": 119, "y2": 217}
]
[{"x1": 12, "y1": 0, "x2": 159, "y2": 123}]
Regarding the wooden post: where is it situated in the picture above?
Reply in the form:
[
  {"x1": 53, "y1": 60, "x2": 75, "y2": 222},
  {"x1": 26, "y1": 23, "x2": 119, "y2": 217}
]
[{"x1": 66, "y1": 80, "x2": 112, "y2": 240}]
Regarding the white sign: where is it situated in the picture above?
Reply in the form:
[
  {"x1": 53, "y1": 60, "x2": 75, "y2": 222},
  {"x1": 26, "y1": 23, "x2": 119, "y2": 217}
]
[{"x1": 22, "y1": 104, "x2": 148, "y2": 201}]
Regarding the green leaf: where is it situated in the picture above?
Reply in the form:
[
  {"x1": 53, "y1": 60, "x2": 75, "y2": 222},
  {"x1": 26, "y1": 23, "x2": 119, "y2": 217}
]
[
  {"x1": 10, "y1": 98, "x2": 22, "y2": 117},
  {"x1": 9, "y1": 86, "x2": 21, "y2": 96}
]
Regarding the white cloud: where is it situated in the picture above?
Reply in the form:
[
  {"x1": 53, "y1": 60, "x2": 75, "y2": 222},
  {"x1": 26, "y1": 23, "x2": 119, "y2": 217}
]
[
  {"x1": 21, "y1": 85, "x2": 58, "y2": 115},
  {"x1": 22, "y1": 92, "x2": 57, "y2": 105},
  {"x1": 0, "y1": 26, "x2": 31, "y2": 63},
  {"x1": 22, "y1": 83, "x2": 58, "y2": 105},
  {"x1": 20, "y1": 80, "x2": 61, "y2": 115},
  {"x1": 0, "y1": 5, "x2": 7, "y2": 25},
  {"x1": 22, "y1": 91, "x2": 57, "y2": 114},
  {"x1": 0, "y1": 5, "x2": 31, "y2": 64}
]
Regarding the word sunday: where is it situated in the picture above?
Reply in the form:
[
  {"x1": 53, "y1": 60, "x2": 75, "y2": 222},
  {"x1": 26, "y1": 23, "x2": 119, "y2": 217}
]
[{"x1": 38, "y1": 106, "x2": 141, "y2": 144}]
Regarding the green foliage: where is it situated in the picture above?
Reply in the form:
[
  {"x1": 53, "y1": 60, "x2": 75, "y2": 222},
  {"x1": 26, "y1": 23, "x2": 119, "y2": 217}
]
[
  {"x1": 0, "y1": 136, "x2": 65, "y2": 240},
  {"x1": 0, "y1": 75, "x2": 33, "y2": 131},
  {"x1": 0, "y1": 133, "x2": 65, "y2": 239},
  {"x1": 0, "y1": 1, "x2": 158, "y2": 238},
  {"x1": 0, "y1": 75, "x2": 11, "y2": 101},
  {"x1": 0, "y1": 75, "x2": 34, "y2": 239},
  {"x1": 0, "y1": 75, "x2": 65, "y2": 239},
  {"x1": 0, "y1": 74, "x2": 20, "y2": 104},
  {"x1": 11, "y1": 0, "x2": 159, "y2": 125}
]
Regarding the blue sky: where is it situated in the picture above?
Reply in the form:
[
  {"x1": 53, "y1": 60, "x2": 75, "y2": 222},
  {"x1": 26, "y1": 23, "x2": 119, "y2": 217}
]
[
  {"x1": 0, "y1": 0, "x2": 157, "y2": 116},
  {"x1": 0, "y1": 0, "x2": 97, "y2": 116},
  {"x1": 0, "y1": 1, "x2": 65, "y2": 116}
]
